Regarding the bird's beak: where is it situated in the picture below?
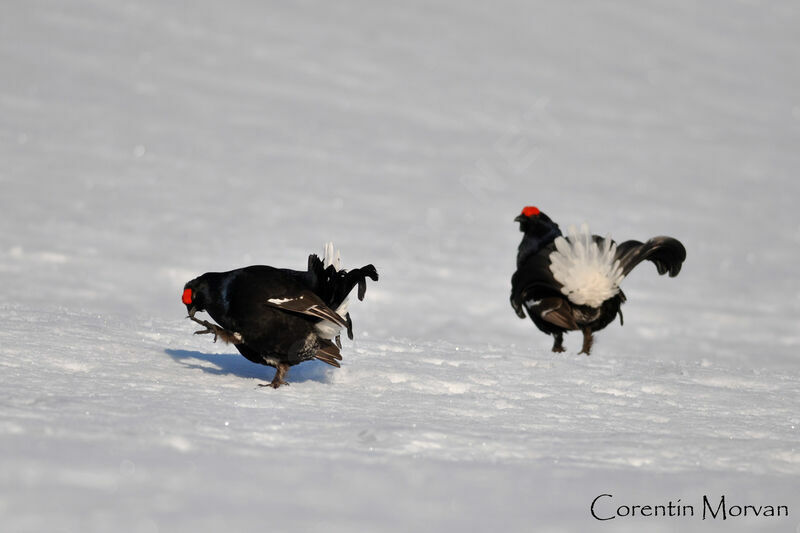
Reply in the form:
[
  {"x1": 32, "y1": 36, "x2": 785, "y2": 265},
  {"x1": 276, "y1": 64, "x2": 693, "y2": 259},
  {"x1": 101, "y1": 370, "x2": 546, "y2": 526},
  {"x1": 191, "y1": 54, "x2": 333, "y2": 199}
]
[
  {"x1": 187, "y1": 306, "x2": 197, "y2": 318},
  {"x1": 514, "y1": 215, "x2": 525, "y2": 223}
]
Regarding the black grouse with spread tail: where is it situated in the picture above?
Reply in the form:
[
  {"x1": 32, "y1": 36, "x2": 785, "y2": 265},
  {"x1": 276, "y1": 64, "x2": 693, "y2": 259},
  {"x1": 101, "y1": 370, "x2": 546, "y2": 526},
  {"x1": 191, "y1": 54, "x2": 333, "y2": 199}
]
[
  {"x1": 510, "y1": 206, "x2": 686, "y2": 354},
  {"x1": 182, "y1": 243, "x2": 378, "y2": 388}
]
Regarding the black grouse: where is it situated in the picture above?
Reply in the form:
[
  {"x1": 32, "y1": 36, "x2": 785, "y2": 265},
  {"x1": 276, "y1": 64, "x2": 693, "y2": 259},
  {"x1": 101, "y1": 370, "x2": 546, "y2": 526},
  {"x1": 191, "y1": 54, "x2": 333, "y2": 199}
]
[
  {"x1": 182, "y1": 243, "x2": 378, "y2": 388},
  {"x1": 510, "y1": 206, "x2": 686, "y2": 355}
]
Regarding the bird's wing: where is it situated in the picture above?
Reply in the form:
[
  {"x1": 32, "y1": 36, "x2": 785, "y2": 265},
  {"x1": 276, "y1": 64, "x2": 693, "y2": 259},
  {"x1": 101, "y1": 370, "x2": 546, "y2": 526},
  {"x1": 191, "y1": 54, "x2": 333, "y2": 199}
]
[
  {"x1": 314, "y1": 341, "x2": 343, "y2": 368},
  {"x1": 530, "y1": 296, "x2": 579, "y2": 330},
  {"x1": 511, "y1": 245, "x2": 561, "y2": 317},
  {"x1": 264, "y1": 290, "x2": 348, "y2": 328},
  {"x1": 615, "y1": 237, "x2": 686, "y2": 277}
]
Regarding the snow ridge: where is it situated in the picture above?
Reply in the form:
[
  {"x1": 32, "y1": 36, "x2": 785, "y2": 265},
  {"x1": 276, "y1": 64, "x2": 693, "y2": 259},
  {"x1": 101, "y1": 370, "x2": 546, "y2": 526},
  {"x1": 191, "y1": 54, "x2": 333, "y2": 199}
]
[{"x1": 548, "y1": 224, "x2": 624, "y2": 307}]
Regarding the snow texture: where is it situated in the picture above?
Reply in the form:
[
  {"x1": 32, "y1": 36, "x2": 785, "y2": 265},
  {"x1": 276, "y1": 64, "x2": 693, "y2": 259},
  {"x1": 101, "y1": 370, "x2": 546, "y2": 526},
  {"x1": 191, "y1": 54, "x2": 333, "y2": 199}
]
[{"x1": 1, "y1": 1, "x2": 799, "y2": 532}]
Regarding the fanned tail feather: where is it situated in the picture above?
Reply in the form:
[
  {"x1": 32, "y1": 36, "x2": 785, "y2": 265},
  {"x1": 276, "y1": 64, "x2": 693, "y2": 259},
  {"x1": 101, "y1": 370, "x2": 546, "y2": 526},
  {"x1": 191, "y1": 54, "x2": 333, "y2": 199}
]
[
  {"x1": 549, "y1": 224, "x2": 624, "y2": 307},
  {"x1": 323, "y1": 242, "x2": 342, "y2": 271},
  {"x1": 312, "y1": 243, "x2": 378, "y2": 340}
]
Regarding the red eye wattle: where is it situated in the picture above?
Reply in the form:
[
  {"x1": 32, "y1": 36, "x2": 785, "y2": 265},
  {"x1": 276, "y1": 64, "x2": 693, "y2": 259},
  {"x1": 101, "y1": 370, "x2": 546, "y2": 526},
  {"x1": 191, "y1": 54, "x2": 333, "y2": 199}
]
[
  {"x1": 522, "y1": 206, "x2": 540, "y2": 217},
  {"x1": 182, "y1": 288, "x2": 193, "y2": 305}
]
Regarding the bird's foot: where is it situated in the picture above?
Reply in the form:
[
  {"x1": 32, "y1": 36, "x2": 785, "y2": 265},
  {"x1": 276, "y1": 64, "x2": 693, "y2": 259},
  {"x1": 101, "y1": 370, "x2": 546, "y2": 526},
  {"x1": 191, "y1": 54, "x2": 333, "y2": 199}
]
[
  {"x1": 193, "y1": 326, "x2": 217, "y2": 341},
  {"x1": 258, "y1": 379, "x2": 289, "y2": 389},
  {"x1": 259, "y1": 364, "x2": 290, "y2": 389},
  {"x1": 188, "y1": 316, "x2": 241, "y2": 344},
  {"x1": 579, "y1": 328, "x2": 593, "y2": 356},
  {"x1": 551, "y1": 333, "x2": 566, "y2": 353}
]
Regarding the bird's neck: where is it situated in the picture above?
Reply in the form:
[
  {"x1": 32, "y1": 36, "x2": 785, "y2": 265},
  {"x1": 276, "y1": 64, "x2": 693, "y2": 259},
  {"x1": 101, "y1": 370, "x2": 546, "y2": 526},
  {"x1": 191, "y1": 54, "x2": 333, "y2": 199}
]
[{"x1": 517, "y1": 226, "x2": 562, "y2": 268}]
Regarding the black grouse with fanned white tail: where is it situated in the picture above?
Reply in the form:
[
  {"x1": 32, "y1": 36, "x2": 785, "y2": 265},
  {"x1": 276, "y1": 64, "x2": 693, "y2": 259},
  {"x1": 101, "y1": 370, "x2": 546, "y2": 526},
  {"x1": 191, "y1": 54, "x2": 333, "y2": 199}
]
[
  {"x1": 510, "y1": 206, "x2": 686, "y2": 355},
  {"x1": 181, "y1": 243, "x2": 378, "y2": 388}
]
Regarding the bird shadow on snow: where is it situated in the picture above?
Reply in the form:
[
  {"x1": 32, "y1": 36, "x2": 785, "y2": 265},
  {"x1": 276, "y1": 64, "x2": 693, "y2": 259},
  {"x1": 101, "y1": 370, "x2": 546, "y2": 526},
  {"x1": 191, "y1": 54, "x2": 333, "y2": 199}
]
[{"x1": 163, "y1": 349, "x2": 331, "y2": 385}]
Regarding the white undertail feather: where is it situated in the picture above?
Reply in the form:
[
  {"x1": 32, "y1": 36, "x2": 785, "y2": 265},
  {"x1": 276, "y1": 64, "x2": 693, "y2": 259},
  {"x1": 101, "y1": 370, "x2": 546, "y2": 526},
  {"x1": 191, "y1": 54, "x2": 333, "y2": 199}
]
[
  {"x1": 315, "y1": 242, "x2": 349, "y2": 339},
  {"x1": 323, "y1": 242, "x2": 342, "y2": 271},
  {"x1": 548, "y1": 224, "x2": 625, "y2": 308},
  {"x1": 314, "y1": 316, "x2": 343, "y2": 340}
]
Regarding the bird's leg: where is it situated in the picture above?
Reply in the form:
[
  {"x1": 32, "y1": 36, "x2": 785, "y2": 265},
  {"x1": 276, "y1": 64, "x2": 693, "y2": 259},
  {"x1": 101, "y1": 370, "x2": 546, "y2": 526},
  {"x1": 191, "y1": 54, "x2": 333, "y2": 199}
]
[
  {"x1": 579, "y1": 327, "x2": 593, "y2": 355},
  {"x1": 259, "y1": 363, "x2": 290, "y2": 389},
  {"x1": 551, "y1": 332, "x2": 566, "y2": 353},
  {"x1": 188, "y1": 315, "x2": 217, "y2": 337},
  {"x1": 188, "y1": 315, "x2": 242, "y2": 344}
]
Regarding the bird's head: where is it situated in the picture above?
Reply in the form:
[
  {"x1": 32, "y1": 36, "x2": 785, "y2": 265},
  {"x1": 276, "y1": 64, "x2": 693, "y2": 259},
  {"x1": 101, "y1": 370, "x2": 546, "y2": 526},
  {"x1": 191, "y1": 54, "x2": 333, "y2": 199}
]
[
  {"x1": 181, "y1": 276, "x2": 210, "y2": 317},
  {"x1": 514, "y1": 206, "x2": 559, "y2": 236}
]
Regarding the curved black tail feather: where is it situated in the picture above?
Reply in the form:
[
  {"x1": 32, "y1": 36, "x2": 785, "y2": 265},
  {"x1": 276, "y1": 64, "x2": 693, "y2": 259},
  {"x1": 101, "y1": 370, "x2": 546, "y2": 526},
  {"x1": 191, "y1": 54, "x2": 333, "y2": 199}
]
[
  {"x1": 306, "y1": 254, "x2": 379, "y2": 309},
  {"x1": 615, "y1": 237, "x2": 686, "y2": 278}
]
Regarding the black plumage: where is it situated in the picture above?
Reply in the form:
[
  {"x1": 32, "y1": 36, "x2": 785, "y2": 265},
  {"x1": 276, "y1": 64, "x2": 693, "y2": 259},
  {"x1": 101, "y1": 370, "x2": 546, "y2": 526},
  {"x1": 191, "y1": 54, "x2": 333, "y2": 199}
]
[
  {"x1": 182, "y1": 248, "x2": 378, "y2": 388},
  {"x1": 510, "y1": 206, "x2": 686, "y2": 354}
]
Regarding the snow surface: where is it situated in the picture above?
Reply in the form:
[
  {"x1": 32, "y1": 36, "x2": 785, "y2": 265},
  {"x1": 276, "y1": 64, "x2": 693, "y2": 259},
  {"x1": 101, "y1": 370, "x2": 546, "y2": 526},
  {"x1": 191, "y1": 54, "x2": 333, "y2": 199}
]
[{"x1": 1, "y1": 1, "x2": 799, "y2": 531}]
